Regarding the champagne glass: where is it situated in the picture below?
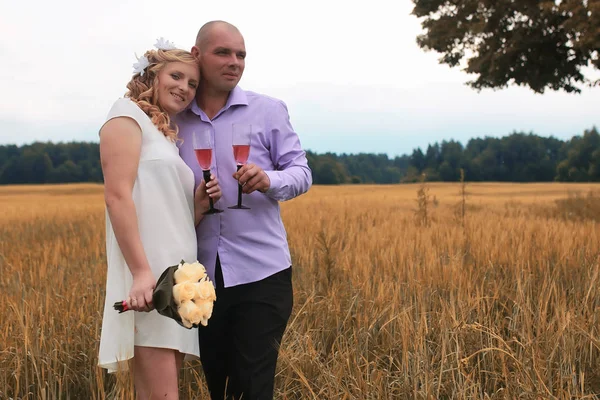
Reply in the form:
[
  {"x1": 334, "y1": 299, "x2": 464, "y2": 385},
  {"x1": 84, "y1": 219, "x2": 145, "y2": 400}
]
[
  {"x1": 228, "y1": 123, "x2": 252, "y2": 209},
  {"x1": 193, "y1": 129, "x2": 223, "y2": 214}
]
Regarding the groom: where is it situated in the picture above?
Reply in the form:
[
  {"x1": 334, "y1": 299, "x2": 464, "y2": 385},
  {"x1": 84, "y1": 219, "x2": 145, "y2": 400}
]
[{"x1": 177, "y1": 21, "x2": 312, "y2": 400}]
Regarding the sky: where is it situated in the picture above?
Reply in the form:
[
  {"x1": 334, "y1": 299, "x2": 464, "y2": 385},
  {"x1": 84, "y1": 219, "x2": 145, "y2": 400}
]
[{"x1": 1, "y1": 0, "x2": 599, "y2": 157}]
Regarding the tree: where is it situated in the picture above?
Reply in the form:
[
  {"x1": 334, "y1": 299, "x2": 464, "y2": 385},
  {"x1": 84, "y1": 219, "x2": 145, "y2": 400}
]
[
  {"x1": 555, "y1": 127, "x2": 600, "y2": 181},
  {"x1": 7, "y1": 148, "x2": 53, "y2": 184},
  {"x1": 410, "y1": 148, "x2": 427, "y2": 171},
  {"x1": 412, "y1": 0, "x2": 600, "y2": 93},
  {"x1": 314, "y1": 156, "x2": 347, "y2": 184},
  {"x1": 439, "y1": 140, "x2": 464, "y2": 180},
  {"x1": 0, "y1": 159, "x2": 20, "y2": 184},
  {"x1": 425, "y1": 143, "x2": 441, "y2": 169},
  {"x1": 48, "y1": 160, "x2": 83, "y2": 183}
]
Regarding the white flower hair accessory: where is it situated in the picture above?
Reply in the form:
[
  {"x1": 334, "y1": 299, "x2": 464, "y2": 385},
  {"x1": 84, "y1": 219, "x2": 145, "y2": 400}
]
[
  {"x1": 132, "y1": 53, "x2": 150, "y2": 76},
  {"x1": 154, "y1": 37, "x2": 177, "y2": 51},
  {"x1": 131, "y1": 37, "x2": 177, "y2": 76}
]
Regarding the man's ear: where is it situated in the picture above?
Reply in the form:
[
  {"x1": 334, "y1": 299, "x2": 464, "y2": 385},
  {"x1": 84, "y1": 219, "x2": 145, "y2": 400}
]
[{"x1": 191, "y1": 46, "x2": 201, "y2": 63}]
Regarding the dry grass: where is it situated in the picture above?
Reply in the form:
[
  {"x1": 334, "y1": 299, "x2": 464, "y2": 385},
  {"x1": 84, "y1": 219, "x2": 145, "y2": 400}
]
[{"x1": 1, "y1": 182, "x2": 600, "y2": 399}]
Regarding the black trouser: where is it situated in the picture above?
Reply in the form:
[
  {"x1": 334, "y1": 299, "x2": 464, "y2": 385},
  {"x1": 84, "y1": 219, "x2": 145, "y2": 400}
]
[{"x1": 199, "y1": 257, "x2": 293, "y2": 400}]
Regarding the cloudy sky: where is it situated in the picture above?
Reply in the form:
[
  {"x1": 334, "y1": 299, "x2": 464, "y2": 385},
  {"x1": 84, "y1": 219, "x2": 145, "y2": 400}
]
[{"x1": 1, "y1": 0, "x2": 599, "y2": 156}]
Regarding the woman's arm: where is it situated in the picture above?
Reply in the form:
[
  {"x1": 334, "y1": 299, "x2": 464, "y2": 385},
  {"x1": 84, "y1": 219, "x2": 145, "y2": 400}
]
[{"x1": 100, "y1": 117, "x2": 155, "y2": 312}]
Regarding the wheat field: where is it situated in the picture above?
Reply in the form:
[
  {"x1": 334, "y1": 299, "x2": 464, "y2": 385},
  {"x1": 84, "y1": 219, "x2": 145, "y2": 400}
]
[{"x1": 1, "y1": 182, "x2": 599, "y2": 399}]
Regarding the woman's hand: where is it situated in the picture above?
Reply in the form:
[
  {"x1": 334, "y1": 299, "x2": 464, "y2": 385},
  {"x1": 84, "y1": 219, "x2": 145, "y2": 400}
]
[
  {"x1": 127, "y1": 269, "x2": 156, "y2": 312},
  {"x1": 195, "y1": 175, "x2": 222, "y2": 223}
]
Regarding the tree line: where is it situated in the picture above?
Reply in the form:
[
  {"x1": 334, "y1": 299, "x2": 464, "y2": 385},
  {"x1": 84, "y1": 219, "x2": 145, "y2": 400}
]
[
  {"x1": 1, "y1": 127, "x2": 599, "y2": 185},
  {"x1": 309, "y1": 126, "x2": 600, "y2": 184}
]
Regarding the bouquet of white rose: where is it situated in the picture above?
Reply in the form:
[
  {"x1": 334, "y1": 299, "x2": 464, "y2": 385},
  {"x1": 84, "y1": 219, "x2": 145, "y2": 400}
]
[{"x1": 114, "y1": 260, "x2": 217, "y2": 328}]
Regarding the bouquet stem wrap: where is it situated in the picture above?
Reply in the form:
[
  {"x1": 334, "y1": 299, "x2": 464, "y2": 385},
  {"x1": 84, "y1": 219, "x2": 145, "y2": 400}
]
[{"x1": 113, "y1": 261, "x2": 215, "y2": 329}]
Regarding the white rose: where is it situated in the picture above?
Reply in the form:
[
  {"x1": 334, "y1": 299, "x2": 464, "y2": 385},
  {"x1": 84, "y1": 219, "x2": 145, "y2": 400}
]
[
  {"x1": 196, "y1": 300, "x2": 214, "y2": 326},
  {"x1": 178, "y1": 301, "x2": 198, "y2": 323},
  {"x1": 174, "y1": 261, "x2": 207, "y2": 284},
  {"x1": 181, "y1": 317, "x2": 193, "y2": 329},
  {"x1": 178, "y1": 300, "x2": 203, "y2": 325},
  {"x1": 194, "y1": 279, "x2": 216, "y2": 302},
  {"x1": 172, "y1": 282, "x2": 196, "y2": 305}
]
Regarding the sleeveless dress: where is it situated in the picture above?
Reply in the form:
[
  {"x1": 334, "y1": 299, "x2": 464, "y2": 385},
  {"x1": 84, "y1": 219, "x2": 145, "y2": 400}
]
[{"x1": 98, "y1": 98, "x2": 199, "y2": 373}]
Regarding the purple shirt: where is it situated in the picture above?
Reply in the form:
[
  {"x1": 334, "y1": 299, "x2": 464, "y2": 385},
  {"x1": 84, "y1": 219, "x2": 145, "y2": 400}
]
[{"x1": 176, "y1": 87, "x2": 312, "y2": 287}]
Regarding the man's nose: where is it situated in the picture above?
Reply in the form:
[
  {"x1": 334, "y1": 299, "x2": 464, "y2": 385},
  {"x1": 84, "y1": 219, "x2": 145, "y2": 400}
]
[{"x1": 227, "y1": 54, "x2": 240, "y2": 66}]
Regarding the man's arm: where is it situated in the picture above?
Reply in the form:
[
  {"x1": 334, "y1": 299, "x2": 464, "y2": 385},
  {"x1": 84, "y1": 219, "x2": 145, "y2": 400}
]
[
  {"x1": 233, "y1": 99, "x2": 312, "y2": 201},
  {"x1": 262, "y1": 99, "x2": 312, "y2": 201}
]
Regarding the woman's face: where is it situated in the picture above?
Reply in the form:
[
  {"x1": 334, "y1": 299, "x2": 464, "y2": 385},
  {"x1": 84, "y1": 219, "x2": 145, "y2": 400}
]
[{"x1": 156, "y1": 61, "x2": 200, "y2": 116}]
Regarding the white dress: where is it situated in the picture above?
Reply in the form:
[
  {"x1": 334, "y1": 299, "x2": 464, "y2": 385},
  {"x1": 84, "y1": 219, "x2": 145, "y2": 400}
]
[{"x1": 98, "y1": 98, "x2": 199, "y2": 373}]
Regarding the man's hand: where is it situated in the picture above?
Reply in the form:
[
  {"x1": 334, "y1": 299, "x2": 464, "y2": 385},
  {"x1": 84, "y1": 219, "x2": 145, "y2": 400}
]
[{"x1": 233, "y1": 163, "x2": 271, "y2": 194}]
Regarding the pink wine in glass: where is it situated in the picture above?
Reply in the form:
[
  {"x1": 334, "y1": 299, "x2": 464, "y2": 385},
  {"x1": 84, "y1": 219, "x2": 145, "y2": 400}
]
[
  {"x1": 194, "y1": 148, "x2": 212, "y2": 170},
  {"x1": 229, "y1": 124, "x2": 252, "y2": 210},
  {"x1": 232, "y1": 144, "x2": 250, "y2": 165},
  {"x1": 192, "y1": 129, "x2": 222, "y2": 214}
]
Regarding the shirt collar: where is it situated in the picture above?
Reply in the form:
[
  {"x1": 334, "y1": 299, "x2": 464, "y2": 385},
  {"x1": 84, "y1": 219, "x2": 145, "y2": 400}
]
[{"x1": 188, "y1": 86, "x2": 248, "y2": 118}]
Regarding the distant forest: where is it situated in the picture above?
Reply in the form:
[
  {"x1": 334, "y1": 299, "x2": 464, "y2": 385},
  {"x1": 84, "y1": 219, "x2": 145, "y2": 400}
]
[{"x1": 1, "y1": 127, "x2": 599, "y2": 185}]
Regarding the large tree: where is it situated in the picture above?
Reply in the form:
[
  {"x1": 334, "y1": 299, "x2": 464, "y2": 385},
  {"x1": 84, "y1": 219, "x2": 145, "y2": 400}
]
[{"x1": 412, "y1": 0, "x2": 600, "y2": 93}]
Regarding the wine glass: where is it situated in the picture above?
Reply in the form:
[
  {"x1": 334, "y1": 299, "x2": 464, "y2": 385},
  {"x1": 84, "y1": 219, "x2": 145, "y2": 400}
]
[
  {"x1": 228, "y1": 123, "x2": 252, "y2": 210},
  {"x1": 193, "y1": 129, "x2": 223, "y2": 214}
]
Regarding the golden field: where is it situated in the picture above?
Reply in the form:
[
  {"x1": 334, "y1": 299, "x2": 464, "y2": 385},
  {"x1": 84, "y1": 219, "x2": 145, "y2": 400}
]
[{"x1": 1, "y1": 182, "x2": 599, "y2": 399}]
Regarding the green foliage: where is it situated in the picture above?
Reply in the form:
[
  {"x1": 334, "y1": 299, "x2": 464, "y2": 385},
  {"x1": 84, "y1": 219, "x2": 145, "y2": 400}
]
[
  {"x1": 412, "y1": 0, "x2": 600, "y2": 93},
  {"x1": 1, "y1": 127, "x2": 600, "y2": 185},
  {"x1": 0, "y1": 142, "x2": 103, "y2": 185},
  {"x1": 555, "y1": 127, "x2": 600, "y2": 181}
]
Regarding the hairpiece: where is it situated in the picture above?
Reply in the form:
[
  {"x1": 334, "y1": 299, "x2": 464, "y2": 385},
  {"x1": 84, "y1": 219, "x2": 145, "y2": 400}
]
[{"x1": 131, "y1": 37, "x2": 177, "y2": 76}]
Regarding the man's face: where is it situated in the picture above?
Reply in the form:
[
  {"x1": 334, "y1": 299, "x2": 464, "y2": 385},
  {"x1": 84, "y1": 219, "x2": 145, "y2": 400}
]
[{"x1": 198, "y1": 26, "x2": 246, "y2": 94}]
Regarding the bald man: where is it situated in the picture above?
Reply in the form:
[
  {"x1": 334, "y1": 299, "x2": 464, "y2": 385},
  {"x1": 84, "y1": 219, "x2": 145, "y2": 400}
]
[{"x1": 176, "y1": 21, "x2": 312, "y2": 400}]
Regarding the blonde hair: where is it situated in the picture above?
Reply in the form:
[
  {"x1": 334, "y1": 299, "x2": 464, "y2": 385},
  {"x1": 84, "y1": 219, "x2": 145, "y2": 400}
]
[{"x1": 125, "y1": 49, "x2": 197, "y2": 142}]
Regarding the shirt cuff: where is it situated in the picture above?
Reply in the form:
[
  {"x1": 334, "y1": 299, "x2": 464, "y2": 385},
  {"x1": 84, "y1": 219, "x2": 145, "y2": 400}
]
[{"x1": 264, "y1": 170, "x2": 282, "y2": 195}]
